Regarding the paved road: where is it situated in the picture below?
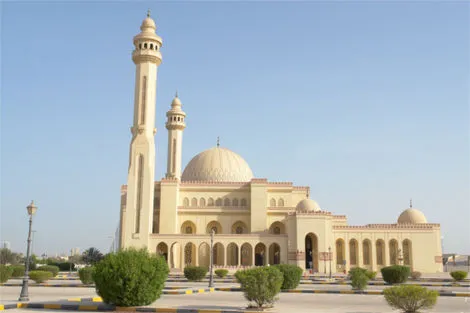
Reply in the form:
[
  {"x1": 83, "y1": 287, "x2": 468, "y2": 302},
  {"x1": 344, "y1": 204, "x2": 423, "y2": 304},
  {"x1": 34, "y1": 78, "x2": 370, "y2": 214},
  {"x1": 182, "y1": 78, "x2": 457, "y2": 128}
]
[{"x1": 2, "y1": 291, "x2": 469, "y2": 313}]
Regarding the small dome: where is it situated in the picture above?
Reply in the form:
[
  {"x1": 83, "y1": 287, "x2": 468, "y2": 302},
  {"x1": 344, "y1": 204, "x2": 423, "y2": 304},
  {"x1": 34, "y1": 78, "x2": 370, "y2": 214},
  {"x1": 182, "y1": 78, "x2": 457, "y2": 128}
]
[
  {"x1": 141, "y1": 17, "x2": 156, "y2": 30},
  {"x1": 181, "y1": 147, "x2": 254, "y2": 182},
  {"x1": 171, "y1": 96, "x2": 182, "y2": 107},
  {"x1": 296, "y1": 199, "x2": 321, "y2": 212},
  {"x1": 397, "y1": 208, "x2": 427, "y2": 224}
]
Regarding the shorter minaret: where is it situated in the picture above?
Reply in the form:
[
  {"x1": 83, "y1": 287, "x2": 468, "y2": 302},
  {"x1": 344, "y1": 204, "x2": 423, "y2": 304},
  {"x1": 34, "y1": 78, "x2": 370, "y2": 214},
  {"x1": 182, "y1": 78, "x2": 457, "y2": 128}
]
[{"x1": 165, "y1": 93, "x2": 186, "y2": 179}]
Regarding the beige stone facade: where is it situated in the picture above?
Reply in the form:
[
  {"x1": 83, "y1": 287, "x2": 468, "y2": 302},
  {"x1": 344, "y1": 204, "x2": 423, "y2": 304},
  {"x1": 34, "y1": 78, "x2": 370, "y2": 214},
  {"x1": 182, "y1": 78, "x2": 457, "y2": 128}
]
[{"x1": 119, "y1": 14, "x2": 444, "y2": 274}]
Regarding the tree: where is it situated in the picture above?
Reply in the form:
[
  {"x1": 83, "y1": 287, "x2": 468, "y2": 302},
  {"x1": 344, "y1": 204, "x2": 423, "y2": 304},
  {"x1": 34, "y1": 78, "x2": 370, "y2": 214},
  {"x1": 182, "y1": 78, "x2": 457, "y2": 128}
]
[
  {"x1": 0, "y1": 248, "x2": 21, "y2": 265},
  {"x1": 82, "y1": 247, "x2": 104, "y2": 265},
  {"x1": 69, "y1": 254, "x2": 84, "y2": 264}
]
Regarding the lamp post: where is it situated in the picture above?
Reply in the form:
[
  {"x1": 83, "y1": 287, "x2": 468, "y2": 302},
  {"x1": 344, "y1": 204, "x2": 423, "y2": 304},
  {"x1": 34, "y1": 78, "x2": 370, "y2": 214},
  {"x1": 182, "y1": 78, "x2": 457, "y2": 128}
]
[
  {"x1": 208, "y1": 229, "x2": 214, "y2": 288},
  {"x1": 18, "y1": 200, "x2": 38, "y2": 302},
  {"x1": 328, "y1": 246, "x2": 332, "y2": 280}
]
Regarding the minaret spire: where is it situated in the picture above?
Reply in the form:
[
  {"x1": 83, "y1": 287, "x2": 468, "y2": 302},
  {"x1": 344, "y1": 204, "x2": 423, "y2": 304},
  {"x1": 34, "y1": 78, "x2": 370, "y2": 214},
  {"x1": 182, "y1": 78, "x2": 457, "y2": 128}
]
[
  {"x1": 147, "y1": 9, "x2": 151, "y2": 17},
  {"x1": 120, "y1": 14, "x2": 163, "y2": 249},
  {"x1": 410, "y1": 198, "x2": 413, "y2": 208},
  {"x1": 217, "y1": 137, "x2": 220, "y2": 147}
]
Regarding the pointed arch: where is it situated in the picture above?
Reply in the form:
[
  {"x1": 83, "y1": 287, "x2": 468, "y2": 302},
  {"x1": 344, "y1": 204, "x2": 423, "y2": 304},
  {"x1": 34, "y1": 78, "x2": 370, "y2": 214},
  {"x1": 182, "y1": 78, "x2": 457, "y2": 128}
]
[
  {"x1": 181, "y1": 220, "x2": 196, "y2": 234},
  {"x1": 232, "y1": 198, "x2": 239, "y2": 206},
  {"x1": 215, "y1": 198, "x2": 222, "y2": 206},
  {"x1": 240, "y1": 198, "x2": 247, "y2": 207},
  {"x1": 376, "y1": 239, "x2": 385, "y2": 266},
  {"x1": 362, "y1": 239, "x2": 372, "y2": 266},
  {"x1": 270, "y1": 198, "x2": 276, "y2": 207},
  {"x1": 389, "y1": 239, "x2": 399, "y2": 265},
  {"x1": 214, "y1": 242, "x2": 224, "y2": 266},
  {"x1": 156, "y1": 242, "x2": 168, "y2": 262},
  {"x1": 199, "y1": 198, "x2": 206, "y2": 207},
  {"x1": 269, "y1": 221, "x2": 285, "y2": 234},
  {"x1": 241, "y1": 243, "x2": 253, "y2": 266},
  {"x1": 198, "y1": 242, "x2": 210, "y2": 268},
  {"x1": 335, "y1": 239, "x2": 345, "y2": 268},
  {"x1": 232, "y1": 221, "x2": 248, "y2": 234},
  {"x1": 349, "y1": 239, "x2": 358, "y2": 266},
  {"x1": 206, "y1": 221, "x2": 223, "y2": 234},
  {"x1": 269, "y1": 243, "x2": 281, "y2": 265},
  {"x1": 191, "y1": 197, "x2": 198, "y2": 207},
  {"x1": 227, "y1": 243, "x2": 238, "y2": 266},
  {"x1": 255, "y1": 243, "x2": 267, "y2": 266},
  {"x1": 278, "y1": 198, "x2": 285, "y2": 207},
  {"x1": 403, "y1": 239, "x2": 412, "y2": 267},
  {"x1": 305, "y1": 233, "x2": 319, "y2": 271},
  {"x1": 183, "y1": 197, "x2": 189, "y2": 207},
  {"x1": 184, "y1": 242, "x2": 196, "y2": 266},
  {"x1": 207, "y1": 197, "x2": 214, "y2": 206}
]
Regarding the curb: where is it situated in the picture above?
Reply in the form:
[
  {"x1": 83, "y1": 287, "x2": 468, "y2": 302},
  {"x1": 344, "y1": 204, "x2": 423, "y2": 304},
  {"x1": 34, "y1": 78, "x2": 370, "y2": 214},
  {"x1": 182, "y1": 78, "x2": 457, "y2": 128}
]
[
  {"x1": 67, "y1": 289, "x2": 215, "y2": 300},
  {"x1": 215, "y1": 287, "x2": 470, "y2": 297},
  {"x1": 0, "y1": 303, "x2": 267, "y2": 312}
]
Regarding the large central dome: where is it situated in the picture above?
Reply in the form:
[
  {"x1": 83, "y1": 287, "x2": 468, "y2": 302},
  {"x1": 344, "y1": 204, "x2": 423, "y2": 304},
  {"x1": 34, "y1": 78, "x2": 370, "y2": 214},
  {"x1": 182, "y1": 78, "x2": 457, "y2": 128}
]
[{"x1": 181, "y1": 147, "x2": 254, "y2": 182}]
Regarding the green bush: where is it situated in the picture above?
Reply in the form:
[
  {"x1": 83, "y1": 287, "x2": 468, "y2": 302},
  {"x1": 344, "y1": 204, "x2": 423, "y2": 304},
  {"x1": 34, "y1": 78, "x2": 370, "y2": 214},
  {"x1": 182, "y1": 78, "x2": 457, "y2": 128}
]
[
  {"x1": 9, "y1": 265, "x2": 25, "y2": 278},
  {"x1": 214, "y1": 269, "x2": 228, "y2": 278},
  {"x1": 78, "y1": 267, "x2": 94, "y2": 284},
  {"x1": 450, "y1": 271, "x2": 468, "y2": 281},
  {"x1": 235, "y1": 266, "x2": 283, "y2": 309},
  {"x1": 274, "y1": 264, "x2": 303, "y2": 290},
  {"x1": 366, "y1": 271, "x2": 377, "y2": 280},
  {"x1": 0, "y1": 265, "x2": 13, "y2": 283},
  {"x1": 411, "y1": 271, "x2": 422, "y2": 280},
  {"x1": 184, "y1": 266, "x2": 208, "y2": 281},
  {"x1": 381, "y1": 265, "x2": 411, "y2": 284},
  {"x1": 37, "y1": 265, "x2": 59, "y2": 277},
  {"x1": 383, "y1": 285, "x2": 438, "y2": 313},
  {"x1": 92, "y1": 248, "x2": 168, "y2": 307},
  {"x1": 29, "y1": 270, "x2": 53, "y2": 283},
  {"x1": 351, "y1": 272, "x2": 369, "y2": 290}
]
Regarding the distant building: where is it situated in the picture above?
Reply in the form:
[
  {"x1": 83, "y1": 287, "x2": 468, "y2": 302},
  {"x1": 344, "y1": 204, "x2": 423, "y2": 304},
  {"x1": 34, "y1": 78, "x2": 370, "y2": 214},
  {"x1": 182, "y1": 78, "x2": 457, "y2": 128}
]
[
  {"x1": 71, "y1": 248, "x2": 80, "y2": 256},
  {"x1": 1, "y1": 241, "x2": 11, "y2": 250}
]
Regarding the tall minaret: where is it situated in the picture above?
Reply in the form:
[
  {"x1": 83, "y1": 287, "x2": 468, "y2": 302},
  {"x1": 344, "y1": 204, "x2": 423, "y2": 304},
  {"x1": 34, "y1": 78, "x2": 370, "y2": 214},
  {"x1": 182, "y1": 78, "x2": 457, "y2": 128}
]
[
  {"x1": 120, "y1": 11, "x2": 163, "y2": 249},
  {"x1": 165, "y1": 93, "x2": 186, "y2": 179}
]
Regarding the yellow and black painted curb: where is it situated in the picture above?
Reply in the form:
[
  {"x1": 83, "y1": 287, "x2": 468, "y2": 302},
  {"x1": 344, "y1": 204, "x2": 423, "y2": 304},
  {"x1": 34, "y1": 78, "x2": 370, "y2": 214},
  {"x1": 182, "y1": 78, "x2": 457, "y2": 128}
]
[
  {"x1": 215, "y1": 287, "x2": 470, "y2": 297},
  {"x1": 0, "y1": 302, "x2": 259, "y2": 312}
]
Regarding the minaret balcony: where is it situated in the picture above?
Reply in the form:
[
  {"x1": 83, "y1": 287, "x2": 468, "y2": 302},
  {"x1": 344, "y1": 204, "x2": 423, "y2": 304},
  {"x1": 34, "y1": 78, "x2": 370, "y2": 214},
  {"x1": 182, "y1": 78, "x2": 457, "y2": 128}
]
[{"x1": 132, "y1": 50, "x2": 162, "y2": 65}]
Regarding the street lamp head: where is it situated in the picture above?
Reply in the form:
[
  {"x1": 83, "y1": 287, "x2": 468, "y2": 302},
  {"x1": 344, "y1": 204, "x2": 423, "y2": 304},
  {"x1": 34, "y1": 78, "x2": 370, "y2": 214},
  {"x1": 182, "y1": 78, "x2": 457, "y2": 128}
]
[
  {"x1": 328, "y1": 246, "x2": 331, "y2": 252},
  {"x1": 27, "y1": 200, "x2": 37, "y2": 216}
]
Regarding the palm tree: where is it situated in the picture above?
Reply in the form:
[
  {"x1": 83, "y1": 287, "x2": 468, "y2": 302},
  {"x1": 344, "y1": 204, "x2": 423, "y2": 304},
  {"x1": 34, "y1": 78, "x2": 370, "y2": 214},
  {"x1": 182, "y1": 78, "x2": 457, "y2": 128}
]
[{"x1": 82, "y1": 247, "x2": 104, "y2": 265}]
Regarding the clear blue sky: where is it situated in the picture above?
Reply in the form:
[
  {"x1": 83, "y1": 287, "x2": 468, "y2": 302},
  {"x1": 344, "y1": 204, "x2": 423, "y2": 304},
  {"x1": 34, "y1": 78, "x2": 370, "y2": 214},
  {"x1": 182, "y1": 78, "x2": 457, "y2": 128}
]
[{"x1": 1, "y1": 1, "x2": 468, "y2": 257}]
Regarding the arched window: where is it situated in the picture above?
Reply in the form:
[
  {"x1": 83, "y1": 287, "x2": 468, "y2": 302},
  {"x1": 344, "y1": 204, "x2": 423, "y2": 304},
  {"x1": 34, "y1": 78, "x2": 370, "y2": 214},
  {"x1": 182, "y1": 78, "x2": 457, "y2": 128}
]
[
  {"x1": 362, "y1": 239, "x2": 371, "y2": 265},
  {"x1": 215, "y1": 198, "x2": 222, "y2": 206},
  {"x1": 139, "y1": 43, "x2": 142, "y2": 49},
  {"x1": 349, "y1": 239, "x2": 358, "y2": 266},
  {"x1": 273, "y1": 227, "x2": 280, "y2": 234},
  {"x1": 144, "y1": 43, "x2": 148, "y2": 49},
  {"x1": 150, "y1": 43, "x2": 153, "y2": 49},
  {"x1": 241, "y1": 199, "x2": 247, "y2": 207},
  {"x1": 200, "y1": 198, "x2": 206, "y2": 207},
  {"x1": 208, "y1": 198, "x2": 214, "y2": 206},
  {"x1": 224, "y1": 198, "x2": 231, "y2": 206},
  {"x1": 232, "y1": 198, "x2": 239, "y2": 206},
  {"x1": 191, "y1": 197, "x2": 197, "y2": 207},
  {"x1": 376, "y1": 240, "x2": 385, "y2": 266},
  {"x1": 270, "y1": 198, "x2": 276, "y2": 207},
  {"x1": 236, "y1": 227, "x2": 243, "y2": 234},
  {"x1": 183, "y1": 197, "x2": 189, "y2": 207},
  {"x1": 278, "y1": 198, "x2": 285, "y2": 207}
]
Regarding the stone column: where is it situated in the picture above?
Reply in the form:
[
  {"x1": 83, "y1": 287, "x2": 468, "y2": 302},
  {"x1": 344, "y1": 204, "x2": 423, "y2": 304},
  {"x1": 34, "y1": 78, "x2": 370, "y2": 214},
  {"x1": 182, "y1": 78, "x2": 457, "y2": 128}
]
[{"x1": 238, "y1": 246, "x2": 241, "y2": 267}]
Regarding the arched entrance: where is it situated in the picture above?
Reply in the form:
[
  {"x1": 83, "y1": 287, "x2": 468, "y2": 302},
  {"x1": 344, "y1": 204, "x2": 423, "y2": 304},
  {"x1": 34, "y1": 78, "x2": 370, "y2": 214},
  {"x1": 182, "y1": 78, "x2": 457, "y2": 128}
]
[
  {"x1": 269, "y1": 243, "x2": 281, "y2": 265},
  {"x1": 227, "y1": 243, "x2": 238, "y2": 266},
  {"x1": 389, "y1": 239, "x2": 399, "y2": 265},
  {"x1": 335, "y1": 239, "x2": 345, "y2": 272},
  {"x1": 241, "y1": 243, "x2": 253, "y2": 266},
  {"x1": 214, "y1": 242, "x2": 225, "y2": 266},
  {"x1": 403, "y1": 239, "x2": 412, "y2": 268},
  {"x1": 198, "y1": 242, "x2": 210, "y2": 268},
  {"x1": 184, "y1": 242, "x2": 196, "y2": 266},
  {"x1": 255, "y1": 243, "x2": 266, "y2": 266},
  {"x1": 156, "y1": 242, "x2": 168, "y2": 262},
  {"x1": 305, "y1": 233, "x2": 318, "y2": 272},
  {"x1": 169, "y1": 242, "x2": 181, "y2": 269}
]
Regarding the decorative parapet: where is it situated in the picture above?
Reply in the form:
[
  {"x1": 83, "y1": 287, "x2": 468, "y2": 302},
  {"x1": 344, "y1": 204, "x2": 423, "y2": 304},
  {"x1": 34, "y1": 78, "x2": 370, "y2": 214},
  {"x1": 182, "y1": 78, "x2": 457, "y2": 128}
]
[
  {"x1": 120, "y1": 185, "x2": 127, "y2": 194},
  {"x1": 266, "y1": 181, "x2": 293, "y2": 187},
  {"x1": 333, "y1": 223, "x2": 440, "y2": 230},
  {"x1": 180, "y1": 181, "x2": 249, "y2": 187},
  {"x1": 161, "y1": 177, "x2": 179, "y2": 183},
  {"x1": 288, "y1": 211, "x2": 333, "y2": 216},
  {"x1": 333, "y1": 215, "x2": 347, "y2": 219},
  {"x1": 251, "y1": 178, "x2": 268, "y2": 183},
  {"x1": 293, "y1": 186, "x2": 310, "y2": 191}
]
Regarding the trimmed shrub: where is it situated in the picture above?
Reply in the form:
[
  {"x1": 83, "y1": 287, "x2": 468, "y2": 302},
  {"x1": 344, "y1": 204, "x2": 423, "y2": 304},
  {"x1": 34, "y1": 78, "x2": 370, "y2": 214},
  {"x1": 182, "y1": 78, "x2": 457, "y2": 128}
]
[
  {"x1": 47, "y1": 262, "x2": 75, "y2": 271},
  {"x1": 37, "y1": 265, "x2": 59, "y2": 277},
  {"x1": 351, "y1": 272, "x2": 369, "y2": 290},
  {"x1": 411, "y1": 271, "x2": 422, "y2": 280},
  {"x1": 78, "y1": 267, "x2": 94, "y2": 284},
  {"x1": 184, "y1": 266, "x2": 208, "y2": 281},
  {"x1": 92, "y1": 248, "x2": 168, "y2": 307},
  {"x1": 10, "y1": 265, "x2": 25, "y2": 278},
  {"x1": 384, "y1": 285, "x2": 438, "y2": 313},
  {"x1": 450, "y1": 271, "x2": 468, "y2": 281},
  {"x1": 0, "y1": 265, "x2": 13, "y2": 283},
  {"x1": 381, "y1": 265, "x2": 411, "y2": 284},
  {"x1": 274, "y1": 264, "x2": 303, "y2": 290},
  {"x1": 215, "y1": 269, "x2": 228, "y2": 278},
  {"x1": 29, "y1": 270, "x2": 53, "y2": 283},
  {"x1": 235, "y1": 266, "x2": 283, "y2": 309},
  {"x1": 366, "y1": 271, "x2": 377, "y2": 280}
]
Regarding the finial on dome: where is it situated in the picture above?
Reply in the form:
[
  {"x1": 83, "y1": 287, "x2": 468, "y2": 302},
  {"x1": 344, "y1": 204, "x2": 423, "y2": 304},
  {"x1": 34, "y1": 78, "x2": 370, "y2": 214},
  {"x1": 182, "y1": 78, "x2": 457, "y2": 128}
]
[
  {"x1": 410, "y1": 198, "x2": 413, "y2": 208},
  {"x1": 217, "y1": 137, "x2": 220, "y2": 147},
  {"x1": 147, "y1": 9, "x2": 151, "y2": 18},
  {"x1": 175, "y1": 90, "x2": 178, "y2": 98}
]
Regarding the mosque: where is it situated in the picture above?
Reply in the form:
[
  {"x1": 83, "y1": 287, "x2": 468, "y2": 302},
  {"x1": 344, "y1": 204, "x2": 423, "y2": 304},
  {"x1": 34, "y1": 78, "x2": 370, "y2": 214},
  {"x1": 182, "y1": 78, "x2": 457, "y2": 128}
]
[{"x1": 118, "y1": 12, "x2": 443, "y2": 274}]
